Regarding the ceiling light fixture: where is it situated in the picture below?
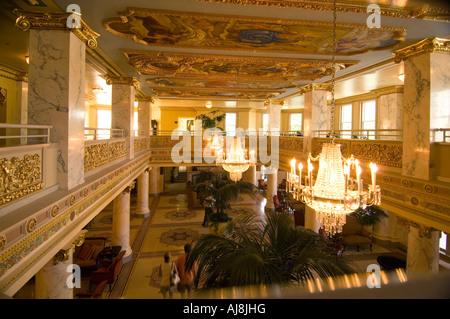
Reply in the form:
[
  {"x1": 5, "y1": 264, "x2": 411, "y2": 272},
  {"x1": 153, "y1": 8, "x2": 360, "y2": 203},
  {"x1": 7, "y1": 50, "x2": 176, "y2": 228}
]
[
  {"x1": 206, "y1": 101, "x2": 212, "y2": 108},
  {"x1": 287, "y1": 0, "x2": 381, "y2": 236},
  {"x1": 92, "y1": 86, "x2": 104, "y2": 94}
]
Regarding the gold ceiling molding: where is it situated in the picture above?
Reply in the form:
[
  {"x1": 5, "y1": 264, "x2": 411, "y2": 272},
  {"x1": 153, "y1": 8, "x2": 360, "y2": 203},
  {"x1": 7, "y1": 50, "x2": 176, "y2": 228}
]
[
  {"x1": 105, "y1": 8, "x2": 406, "y2": 56},
  {"x1": 334, "y1": 85, "x2": 403, "y2": 105},
  {"x1": 123, "y1": 50, "x2": 357, "y2": 81},
  {"x1": 152, "y1": 87, "x2": 281, "y2": 100},
  {"x1": 12, "y1": 9, "x2": 100, "y2": 49},
  {"x1": 0, "y1": 64, "x2": 27, "y2": 82},
  {"x1": 194, "y1": 0, "x2": 449, "y2": 22},
  {"x1": 393, "y1": 37, "x2": 450, "y2": 63},
  {"x1": 298, "y1": 83, "x2": 332, "y2": 94},
  {"x1": 105, "y1": 75, "x2": 140, "y2": 89}
]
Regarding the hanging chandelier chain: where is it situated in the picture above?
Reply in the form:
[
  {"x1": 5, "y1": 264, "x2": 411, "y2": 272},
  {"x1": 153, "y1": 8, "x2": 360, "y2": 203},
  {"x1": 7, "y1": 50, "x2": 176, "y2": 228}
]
[{"x1": 330, "y1": 0, "x2": 337, "y2": 136}]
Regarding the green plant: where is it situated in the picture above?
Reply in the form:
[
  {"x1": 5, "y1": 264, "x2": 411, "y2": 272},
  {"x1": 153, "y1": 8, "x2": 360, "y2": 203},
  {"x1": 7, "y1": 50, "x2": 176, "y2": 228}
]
[
  {"x1": 351, "y1": 205, "x2": 387, "y2": 226},
  {"x1": 193, "y1": 170, "x2": 256, "y2": 228},
  {"x1": 195, "y1": 110, "x2": 226, "y2": 130},
  {"x1": 185, "y1": 211, "x2": 351, "y2": 289}
]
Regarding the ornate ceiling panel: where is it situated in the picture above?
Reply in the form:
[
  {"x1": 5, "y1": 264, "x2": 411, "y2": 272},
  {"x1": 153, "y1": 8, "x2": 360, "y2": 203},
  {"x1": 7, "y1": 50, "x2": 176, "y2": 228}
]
[
  {"x1": 150, "y1": 87, "x2": 282, "y2": 100},
  {"x1": 123, "y1": 49, "x2": 357, "y2": 99},
  {"x1": 104, "y1": 8, "x2": 406, "y2": 56}
]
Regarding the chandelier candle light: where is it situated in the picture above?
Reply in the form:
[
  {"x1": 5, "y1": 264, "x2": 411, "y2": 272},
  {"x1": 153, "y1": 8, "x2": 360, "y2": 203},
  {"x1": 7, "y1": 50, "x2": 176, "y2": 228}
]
[{"x1": 286, "y1": 0, "x2": 381, "y2": 236}]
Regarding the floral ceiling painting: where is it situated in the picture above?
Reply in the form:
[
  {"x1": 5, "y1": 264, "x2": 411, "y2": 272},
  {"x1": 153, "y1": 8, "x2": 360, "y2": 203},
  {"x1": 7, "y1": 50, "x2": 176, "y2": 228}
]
[{"x1": 105, "y1": 8, "x2": 406, "y2": 55}]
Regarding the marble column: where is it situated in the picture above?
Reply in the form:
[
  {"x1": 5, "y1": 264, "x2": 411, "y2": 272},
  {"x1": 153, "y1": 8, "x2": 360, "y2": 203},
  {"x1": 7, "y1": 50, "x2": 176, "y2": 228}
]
[
  {"x1": 112, "y1": 183, "x2": 135, "y2": 263},
  {"x1": 107, "y1": 76, "x2": 140, "y2": 160},
  {"x1": 137, "y1": 96, "x2": 153, "y2": 148},
  {"x1": 376, "y1": 90, "x2": 403, "y2": 140},
  {"x1": 300, "y1": 84, "x2": 331, "y2": 155},
  {"x1": 14, "y1": 80, "x2": 28, "y2": 145},
  {"x1": 35, "y1": 248, "x2": 74, "y2": 299},
  {"x1": 398, "y1": 218, "x2": 440, "y2": 277},
  {"x1": 149, "y1": 166, "x2": 159, "y2": 196},
  {"x1": 135, "y1": 168, "x2": 150, "y2": 218},
  {"x1": 304, "y1": 206, "x2": 321, "y2": 233},
  {"x1": 394, "y1": 38, "x2": 450, "y2": 180},
  {"x1": 242, "y1": 165, "x2": 257, "y2": 186},
  {"x1": 265, "y1": 172, "x2": 278, "y2": 213},
  {"x1": 27, "y1": 30, "x2": 86, "y2": 190}
]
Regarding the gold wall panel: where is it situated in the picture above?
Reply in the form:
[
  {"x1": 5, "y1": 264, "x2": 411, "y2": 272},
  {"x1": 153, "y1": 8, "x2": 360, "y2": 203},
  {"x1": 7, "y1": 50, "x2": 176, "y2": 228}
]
[{"x1": 0, "y1": 154, "x2": 43, "y2": 208}]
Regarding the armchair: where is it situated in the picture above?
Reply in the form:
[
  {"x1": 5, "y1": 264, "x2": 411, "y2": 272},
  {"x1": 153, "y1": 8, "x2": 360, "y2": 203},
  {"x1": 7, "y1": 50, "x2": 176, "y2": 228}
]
[
  {"x1": 258, "y1": 179, "x2": 267, "y2": 192},
  {"x1": 341, "y1": 215, "x2": 372, "y2": 253},
  {"x1": 89, "y1": 250, "x2": 125, "y2": 292},
  {"x1": 76, "y1": 280, "x2": 108, "y2": 299}
]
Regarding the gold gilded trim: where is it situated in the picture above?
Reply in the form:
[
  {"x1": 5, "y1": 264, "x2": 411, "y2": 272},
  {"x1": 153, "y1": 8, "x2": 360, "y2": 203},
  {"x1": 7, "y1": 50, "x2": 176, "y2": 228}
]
[
  {"x1": 298, "y1": 83, "x2": 332, "y2": 94},
  {"x1": 393, "y1": 37, "x2": 450, "y2": 63},
  {"x1": 105, "y1": 75, "x2": 140, "y2": 89},
  {"x1": 194, "y1": 0, "x2": 446, "y2": 21},
  {"x1": 13, "y1": 10, "x2": 100, "y2": 49},
  {"x1": 0, "y1": 154, "x2": 43, "y2": 209}
]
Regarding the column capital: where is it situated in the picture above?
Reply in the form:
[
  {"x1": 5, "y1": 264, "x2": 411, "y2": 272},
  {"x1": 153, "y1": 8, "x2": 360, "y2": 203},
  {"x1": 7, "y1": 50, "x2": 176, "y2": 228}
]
[
  {"x1": 13, "y1": 9, "x2": 99, "y2": 49},
  {"x1": 123, "y1": 181, "x2": 136, "y2": 193},
  {"x1": 106, "y1": 75, "x2": 140, "y2": 89},
  {"x1": 136, "y1": 95, "x2": 154, "y2": 103},
  {"x1": 397, "y1": 217, "x2": 436, "y2": 238},
  {"x1": 393, "y1": 37, "x2": 450, "y2": 63},
  {"x1": 298, "y1": 83, "x2": 332, "y2": 95}
]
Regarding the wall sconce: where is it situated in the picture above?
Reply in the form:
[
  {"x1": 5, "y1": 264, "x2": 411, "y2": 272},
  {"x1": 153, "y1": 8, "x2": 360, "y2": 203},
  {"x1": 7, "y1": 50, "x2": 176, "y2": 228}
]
[
  {"x1": 398, "y1": 73, "x2": 405, "y2": 81},
  {"x1": 25, "y1": 56, "x2": 29, "y2": 64},
  {"x1": 206, "y1": 101, "x2": 212, "y2": 108}
]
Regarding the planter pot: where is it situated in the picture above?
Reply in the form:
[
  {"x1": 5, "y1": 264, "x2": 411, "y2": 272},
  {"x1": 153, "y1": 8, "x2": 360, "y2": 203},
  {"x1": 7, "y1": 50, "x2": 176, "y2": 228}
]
[{"x1": 208, "y1": 222, "x2": 228, "y2": 234}]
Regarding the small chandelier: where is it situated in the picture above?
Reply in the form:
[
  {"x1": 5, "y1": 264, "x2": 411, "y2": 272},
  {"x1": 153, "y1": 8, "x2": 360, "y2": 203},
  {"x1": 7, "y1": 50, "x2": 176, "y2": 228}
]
[
  {"x1": 216, "y1": 136, "x2": 255, "y2": 182},
  {"x1": 286, "y1": 0, "x2": 381, "y2": 236}
]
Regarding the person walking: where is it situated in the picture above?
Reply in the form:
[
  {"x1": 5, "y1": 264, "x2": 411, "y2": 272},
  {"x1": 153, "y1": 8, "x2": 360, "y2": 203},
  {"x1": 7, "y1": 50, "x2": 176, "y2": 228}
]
[
  {"x1": 159, "y1": 252, "x2": 179, "y2": 299},
  {"x1": 175, "y1": 244, "x2": 198, "y2": 298}
]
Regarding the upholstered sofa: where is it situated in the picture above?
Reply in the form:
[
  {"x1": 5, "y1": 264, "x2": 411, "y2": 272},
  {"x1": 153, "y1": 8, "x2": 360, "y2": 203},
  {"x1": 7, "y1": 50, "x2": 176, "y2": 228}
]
[
  {"x1": 73, "y1": 237, "x2": 106, "y2": 269},
  {"x1": 341, "y1": 215, "x2": 372, "y2": 253}
]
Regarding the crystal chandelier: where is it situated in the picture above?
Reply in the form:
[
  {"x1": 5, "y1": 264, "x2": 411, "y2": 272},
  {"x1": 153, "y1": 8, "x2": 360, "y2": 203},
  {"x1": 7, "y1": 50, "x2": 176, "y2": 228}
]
[
  {"x1": 215, "y1": 67, "x2": 254, "y2": 182},
  {"x1": 286, "y1": 0, "x2": 381, "y2": 236}
]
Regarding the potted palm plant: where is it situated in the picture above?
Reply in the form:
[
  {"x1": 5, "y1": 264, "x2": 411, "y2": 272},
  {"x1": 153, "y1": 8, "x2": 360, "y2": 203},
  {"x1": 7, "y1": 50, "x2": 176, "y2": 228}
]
[
  {"x1": 193, "y1": 170, "x2": 256, "y2": 233},
  {"x1": 185, "y1": 211, "x2": 352, "y2": 290},
  {"x1": 351, "y1": 205, "x2": 387, "y2": 234},
  {"x1": 195, "y1": 110, "x2": 226, "y2": 130}
]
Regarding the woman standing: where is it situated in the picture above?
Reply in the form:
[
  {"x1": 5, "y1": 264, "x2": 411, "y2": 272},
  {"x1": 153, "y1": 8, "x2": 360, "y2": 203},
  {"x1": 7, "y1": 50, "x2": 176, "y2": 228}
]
[{"x1": 159, "y1": 252, "x2": 178, "y2": 299}]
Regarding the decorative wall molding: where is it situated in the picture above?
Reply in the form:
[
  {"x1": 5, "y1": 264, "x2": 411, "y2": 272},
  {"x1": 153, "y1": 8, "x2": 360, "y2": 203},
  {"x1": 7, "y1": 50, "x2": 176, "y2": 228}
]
[
  {"x1": 105, "y1": 75, "x2": 140, "y2": 89},
  {"x1": 298, "y1": 83, "x2": 332, "y2": 94}
]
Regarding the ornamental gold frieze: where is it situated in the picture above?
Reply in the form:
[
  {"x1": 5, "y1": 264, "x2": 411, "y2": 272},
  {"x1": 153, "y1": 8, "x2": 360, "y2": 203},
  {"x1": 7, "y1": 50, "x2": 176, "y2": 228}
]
[
  {"x1": 194, "y1": 0, "x2": 448, "y2": 21},
  {"x1": 108, "y1": 140, "x2": 127, "y2": 160},
  {"x1": 0, "y1": 154, "x2": 150, "y2": 289},
  {"x1": 84, "y1": 142, "x2": 108, "y2": 172},
  {"x1": 279, "y1": 137, "x2": 304, "y2": 154},
  {"x1": 298, "y1": 83, "x2": 332, "y2": 94},
  {"x1": 13, "y1": 9, "x2": 100, "y2": 49},
  {"x1": 152, "y1": 88, "x2": 282, "y2": 100},
  {"x1": 350, "y1": 141, "x2": 403, "y2": 168},
  {"x1": 393, "y1": 37, "x2": 450, "y2": 63},
  {"x1": 134, "y1": 137, "x2": 148, "y2": 153},
  {"x1": 0, "y1": 154, "x2": 43, "y2": 208}
]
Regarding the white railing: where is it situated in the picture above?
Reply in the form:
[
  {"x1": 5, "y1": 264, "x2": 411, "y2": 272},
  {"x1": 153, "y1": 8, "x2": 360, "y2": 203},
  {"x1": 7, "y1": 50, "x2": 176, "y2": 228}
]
[
  {"x1": 431, "y1": 128, "x2": 450, "y2": 143},
  {"x1": 0, "y1": 123, "x2": 52, "y2": 146},
  {"x1": 313, "y1": 129, "x2": 402, "y2": 140},
  {"x1": 84, "y1": 127, "x2": 124, "y2": 140}
]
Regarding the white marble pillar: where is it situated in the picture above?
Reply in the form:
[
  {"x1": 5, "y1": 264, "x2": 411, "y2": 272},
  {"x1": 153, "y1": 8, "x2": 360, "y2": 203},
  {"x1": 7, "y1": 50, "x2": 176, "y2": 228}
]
[
  {"x1": 107, "y1": 76, "x2": 139, "y2": 160},
  {"x1": 14, "y1": 80, "x2": 28, "y2": 145},
  {"x1": 242, "y1": 165, "x2": 257, "y2": 186},
  {"x1": 377, "y1": 92, "x2": 403, "y2": 140},
  {"x1": 394, "y1": 38, "x2": 450, "y2": 180},
  {"x1": 112, "y1": 184, "x2": 134, "y2": 263},
  {"x1": 136, "y1": 168, "x2": 150, "y2": 218},
  {"x1": 402, "y1": 221, "x2": 440, "y2": 277},
  {"x1": 149, "y1": 166, "x2": 159, "y2": 196},
  {"x1": 304, "y1": 206, "x2": 321, "y2": 233},
  {"x1": 35, "y1": 248, "x2": 74, "y2": 299},
  {"x1": 137, "y1": 96, "x2": 152, "y2": 148},
  {"x1": 300, "y1": 84, "x2": 331, "y2": 155},
  {"x1": 265, "y1": 172, "x2": 278, "y2": 213},
  {"x1": 27, "y1": 30, "x2": 86, "y2": 190}
]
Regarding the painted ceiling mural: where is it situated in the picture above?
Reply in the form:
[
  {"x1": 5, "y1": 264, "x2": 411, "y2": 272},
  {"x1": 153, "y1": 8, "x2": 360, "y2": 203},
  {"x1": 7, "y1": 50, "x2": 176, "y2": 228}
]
[
  {"x1": 123, "y1": 50, "x2": 357, "y2": 98},
  {"x1": 104, "y1": 8, "x2": 406, "y2": 56}
]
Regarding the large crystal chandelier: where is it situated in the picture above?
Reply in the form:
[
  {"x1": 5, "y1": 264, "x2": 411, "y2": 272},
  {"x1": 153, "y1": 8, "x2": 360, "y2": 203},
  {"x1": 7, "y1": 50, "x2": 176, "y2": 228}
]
[
  {"x1": 286, "y1": 0, "x2": 381, "y2": 236},
  {"x1": 214, "y1": 67, "x2": 254, "y2": 182}
]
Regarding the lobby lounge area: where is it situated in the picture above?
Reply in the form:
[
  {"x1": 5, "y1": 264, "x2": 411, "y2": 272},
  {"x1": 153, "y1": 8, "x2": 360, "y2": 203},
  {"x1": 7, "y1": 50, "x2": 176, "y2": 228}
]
[{"x1": 0, "y1": 0, "x2": 450, "y2": 301}]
